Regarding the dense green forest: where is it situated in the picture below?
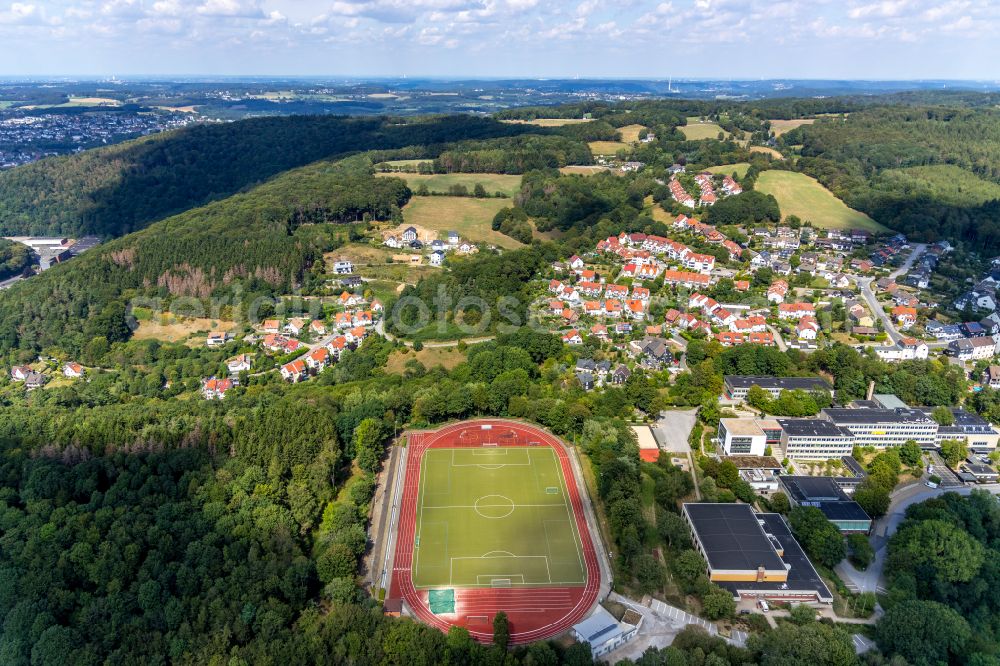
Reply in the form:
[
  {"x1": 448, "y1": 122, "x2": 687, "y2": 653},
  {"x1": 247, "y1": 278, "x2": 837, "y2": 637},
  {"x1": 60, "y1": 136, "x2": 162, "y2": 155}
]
[
  {"x1": 0, "y1": 114, "x2": 530, "y2": 238},
  {"x1": 786, "y1": 106, "x2": 1000, "y2": 250},
  {"x1": 0, "y1": 156, "x2": 407, "y2": 359},
  {"x1": 0, "y1": 239, "x2": 32, "y2": 280}
]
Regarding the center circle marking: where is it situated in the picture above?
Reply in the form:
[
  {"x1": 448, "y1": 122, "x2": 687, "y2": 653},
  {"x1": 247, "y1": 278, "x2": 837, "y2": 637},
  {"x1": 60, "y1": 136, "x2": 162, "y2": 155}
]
[{"x1": 474, "y1": 494, "x2": 515, "y2": 519}]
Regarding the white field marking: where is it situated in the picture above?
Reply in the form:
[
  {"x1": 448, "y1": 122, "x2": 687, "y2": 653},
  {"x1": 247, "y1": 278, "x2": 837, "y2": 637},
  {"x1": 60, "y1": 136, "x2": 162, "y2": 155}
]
[
  {"x1": 475, "y1": 574, "x2": 524, "y2": 585},
  {"x1": 482, "y1": 550, "x2": 516, "y2": 557},
  {"x1": 472, "y1": 447, "x2": 507, "y2": 456},
  {"x1": 421, "y1": 503, "x2": 564, "y2": 509}
]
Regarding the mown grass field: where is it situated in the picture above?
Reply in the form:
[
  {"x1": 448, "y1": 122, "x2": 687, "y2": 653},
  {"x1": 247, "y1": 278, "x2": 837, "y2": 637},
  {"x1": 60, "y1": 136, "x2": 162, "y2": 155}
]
[
  {"x1": 401, "y1": 196, "x2": 522, "y2": 249},
  {"x1": 769, "y1": 118, "x2": 815, "y2": 137},
  {"x1": 681, "y1": 117, "x2": 730, "y2": 141},
  {"x1": 412, "y1": 446, "x2": 586, "y2": 588},
  {"x1": 559, "y1": 165, "x2": 611, "y2": 176},
  {"x1": 377, "y1": 172, "x2": 522, "y2": 198},
  {"x1": 381, "y1": 159, "x2": 434, "y2": 169},
  {"x1": 751, "y1": 146, "x2": 784, "y2": 159},
  {"x1": 385, "y1": 347, "x2": 467, "y2": 374},
  {"x1": 588, "y1": 140, "x2": 631, "y2": 155},
  {"x1": 880, "y1": 164, "x2": 1000, "y2": 206},
  {"x1": 755, "y1": 171, "x2": 887, "y2": 232},
  {"x1": 132, "y1": 315, "x2": 236, "y2": 343},
  {"x1": 618, "y1": 124, "x2": 647, "y2": 142},
  {"x1": 705, "y1": 162, "x2": 751, "y2": 178}
]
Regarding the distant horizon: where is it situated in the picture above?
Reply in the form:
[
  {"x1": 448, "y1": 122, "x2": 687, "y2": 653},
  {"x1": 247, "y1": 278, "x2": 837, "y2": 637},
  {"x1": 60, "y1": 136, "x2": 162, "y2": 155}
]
[
  {"x1": 1, "y1": 75, "x2": 999, "y2": 85},
  {"x1": 1, "y1": 1, "x2": 998, "y2": 80}
]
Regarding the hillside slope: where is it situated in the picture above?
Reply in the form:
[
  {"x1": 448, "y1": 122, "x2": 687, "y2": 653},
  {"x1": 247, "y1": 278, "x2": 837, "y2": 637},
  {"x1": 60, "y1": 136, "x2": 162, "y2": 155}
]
[
  {"x1": 0, "y1": 155, "x2": 409, "y2": 358},
  {"x1": 0, "y1": 114, "x2": 528, "y2": 238}
]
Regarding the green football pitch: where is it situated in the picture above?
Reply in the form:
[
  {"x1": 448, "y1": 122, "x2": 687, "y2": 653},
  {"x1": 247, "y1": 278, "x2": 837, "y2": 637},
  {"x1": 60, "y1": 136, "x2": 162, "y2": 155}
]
[{"x1": 412, "y1": 446, "x2": 587, "y2": 589}]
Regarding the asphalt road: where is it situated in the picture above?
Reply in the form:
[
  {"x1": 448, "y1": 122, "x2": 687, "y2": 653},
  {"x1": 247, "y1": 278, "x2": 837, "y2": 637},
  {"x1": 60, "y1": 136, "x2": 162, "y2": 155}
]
[
  {"x1": 853, "y1": 243, "x2": 926, "y2": 346},
  {"x1": 837, "y1": 481, "x2": 1000, "y2": 594}
]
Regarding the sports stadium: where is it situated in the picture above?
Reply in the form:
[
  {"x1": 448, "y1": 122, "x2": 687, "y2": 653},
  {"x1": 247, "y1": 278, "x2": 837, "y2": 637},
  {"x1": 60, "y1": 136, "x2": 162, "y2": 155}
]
[{"x1": 385, "y1": 419, "x2": 604, "y2": 644}]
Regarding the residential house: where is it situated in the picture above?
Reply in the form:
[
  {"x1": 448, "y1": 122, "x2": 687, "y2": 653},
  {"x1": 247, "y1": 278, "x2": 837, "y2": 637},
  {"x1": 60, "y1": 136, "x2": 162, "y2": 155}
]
[
  {"x1": 568, "y1": 255, "x2": 585, "y2": 271},
  {"x1": 983, "y1": 365, "x2": 1000, "y2": 390},
  {"x1": 10, "y1": 365, "x2": 31, "y2": 382},
  {"x1": 876, "y1": 337, "x2": 929, "y2": 362},
  {"x1": 227, "y1": 354, "x2": 252, "y2": 375},
  {"x1": 429, "y1": 251, "x2": 445, "y2": 267},
  {"x1": 305, "y1": 348, "x2": 330, "y2": 371},
  {"x1": 310, "y1": 320, "x2": 327, "y2": 337},
  {"x1": 261, "y1": 319, "x2": 281, "y2": 334},
  {"x1": 62, "y1": 362, "x2": 84, "y2": 378},
  {"x1": 284, "y1": 318, "x2": 307, "y2": 336},
  {"x1": 280, "y1": 359, "x2": 308, "y2": 383},
  {"x1": 949, "y1": 336, "x2": 998, "y2": 361},
  {"x1": 611, "y1": 364, "x2": 631, "y2": 385},
  {"x1": 766, "y1": 280, "x2": 788, "y2": 304},
  {"x1": 202, "y1": 377, "x2": 233, "y2": 400},
  {"x1": 448, "y1": 231, "x2": 460, "y2": 245},
  {"x1": 339, "y1": 291, "x2": 365, "y2": 308},
  {"x1": 847, "y1": 301, "x2": 873, "y2": 328},
  {"x1": 778, "y1": 302, "x2": 815, "y2": 320},
  {"x1": 206, "y1": 331, "x2": 228, "y2": 347},
  {"x1": 332, "y1": 259, "x2": 354, "y2": 274},
  {"x1": 891, "y1": 306, "x2": 917, "y2": 329},
  {"x1": 562, "y1": 330, "x2": 583, "y2": 345},
  {"x1": 797, "y1": 316, "x2": 820, "y2": 341},
  {"x1": 326, "y1": 336, "x2": 348, "y2": 358},
  {"x1": 401, "y1": 226, "x2": 418, "y2": 242}
]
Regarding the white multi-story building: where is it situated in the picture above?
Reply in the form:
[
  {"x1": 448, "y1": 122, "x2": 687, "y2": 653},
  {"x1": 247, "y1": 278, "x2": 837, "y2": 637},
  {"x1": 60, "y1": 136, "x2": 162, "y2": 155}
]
[
  {"x1": 717, "y1": 418, "x2": 767, "y2": 456},
  {"x1": 821, "y1": 408, "x2": 938, "y2": 448}
]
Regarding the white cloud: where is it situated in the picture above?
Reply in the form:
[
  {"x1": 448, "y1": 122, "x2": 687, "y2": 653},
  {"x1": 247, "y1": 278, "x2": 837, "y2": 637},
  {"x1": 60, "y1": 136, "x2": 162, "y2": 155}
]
[
  {"x1": 848, "y1": 0, "x2": 910, "y2": 19},
  {"x1": 0, "y1": 2, "x2": 37, "y2": 24}
]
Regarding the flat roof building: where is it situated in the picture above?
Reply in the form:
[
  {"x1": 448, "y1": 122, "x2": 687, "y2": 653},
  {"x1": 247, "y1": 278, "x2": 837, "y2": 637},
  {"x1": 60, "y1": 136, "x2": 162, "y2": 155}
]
[
  {"x1": 718, "y1": 418, "x2": 767, "y2": 456},
  {"x1": 682, "y1": 503, "x2": 833, "y2": 603},
  {"x1": 821, "y1": 407, "x2": 938, "y2": 449},
  {"x1": 779, "y1": 476, "x2": 872, "y2": 533},
  {"x1": 777, "y1": 418, "x2": 855, "y2": 460},
  {"x1": 571, "y1": 605, "x2": 639, "y2": 659},
  {"x1": 926, "y1": 408, "x2": 1000, "y2": 452},
  {"x1": 724, "y1": 375, "x2": 832, "y2": 401}
]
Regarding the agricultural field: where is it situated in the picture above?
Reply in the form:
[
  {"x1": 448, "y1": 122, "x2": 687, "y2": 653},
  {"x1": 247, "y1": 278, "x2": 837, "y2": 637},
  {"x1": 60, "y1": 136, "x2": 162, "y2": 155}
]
[
  {"x1": 558, "y1": 165, "x2": 611, "y2": 176},
  {"x1": 377, "y1": 172, "x2": 522, "y2": 198},
  {"x1": 705, "y1": 162, "x2": 751, "y2": 178},
  {"x1": 588, "y1": 140, "x2": 631, "y2": 155},
  {"x1": 380, "y1": 159, "x2": 434, "y2": 169},
  {"x1": 412, "y1": 446, "x2": 586, "y2": 588},
  {"x1": 401, "y1": 196, "x2": 522, "y2": 249},
  {"x1": 751, "y1": 146, "x2": 784, "y2": 159},
  {"x1": 769, "y1": 118, "x2": 815, "y2": 137},
  {"x1": 755, "y1": 170, "x2": 887, "y2": 232},
  {"x1": 131, "y1": 314, "x2": 237, "y2": 343},
  {"x1": 681, "y1": 117, "x2": 730, "y2": 141},
  {"x1": 385, "y1": 346, "x2": 467, "y2": 374},
  {"x1": 618, "y1": 124, "x2": 647, "y2": 143},
  {"x1": 880, "y1": 164, "x2": 1000, "y2": 206}
]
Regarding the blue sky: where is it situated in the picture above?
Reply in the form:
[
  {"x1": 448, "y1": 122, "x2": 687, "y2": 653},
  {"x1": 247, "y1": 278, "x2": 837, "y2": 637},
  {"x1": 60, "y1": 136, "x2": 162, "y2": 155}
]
[{"x1": 1, "y1": 0, "x2": 998, "y2": 78}]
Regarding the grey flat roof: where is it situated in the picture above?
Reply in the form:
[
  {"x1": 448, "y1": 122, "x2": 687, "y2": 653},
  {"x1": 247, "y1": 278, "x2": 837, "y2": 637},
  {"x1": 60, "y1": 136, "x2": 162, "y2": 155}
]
[
  {"x1": 724, "y1": 375, "x2": 831, "y2": 391},
  {"x1": 776, "y1": 419, "x2": 852, "y2": 438},
  {"x1": 684, "y1": 503, "x2": 785, "y2": 573},
  {"x1": 713, "y1": 513, "x2": 833, "y2": 602},
  {"x1": 822, "y1": 407, "x2": 934, "y2": 426},
  {"x1": 872, "y1": 394, "x2": 908, "y2": 409},
  {"x1": 816, "y1": 501, "x2": 871, "y2": 522},
  {"x1": 780, "y1": 476, "x2": 848, "y2": 502},
  {"x1": 720, "y1": 418, "x2": 765, "y2": 437},
  {"x1": 573, "y1": 606, "x2": 623, "y2": 645}
]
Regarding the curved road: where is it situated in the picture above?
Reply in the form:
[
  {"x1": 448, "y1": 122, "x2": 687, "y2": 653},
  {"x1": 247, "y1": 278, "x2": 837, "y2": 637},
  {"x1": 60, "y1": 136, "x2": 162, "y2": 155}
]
[{"x1": 837, "y1": 480, "x2": 999, "y2": 594}]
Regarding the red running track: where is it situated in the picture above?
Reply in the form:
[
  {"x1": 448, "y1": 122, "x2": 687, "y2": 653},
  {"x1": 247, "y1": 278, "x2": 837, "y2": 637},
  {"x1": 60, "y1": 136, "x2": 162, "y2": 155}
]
[{"x1": 388, "y1": 419, "x2": 601, "y2": 645}]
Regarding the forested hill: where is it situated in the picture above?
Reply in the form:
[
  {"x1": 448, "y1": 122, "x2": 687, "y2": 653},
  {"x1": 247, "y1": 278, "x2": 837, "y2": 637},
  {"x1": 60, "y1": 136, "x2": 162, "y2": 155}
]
[
  {"x1": 0, "y1": 114, "x2": 529, "y2": 238},
  {"x1": 0, "y1": 155, "x2": 410, "y2": 358}
]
